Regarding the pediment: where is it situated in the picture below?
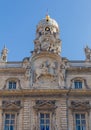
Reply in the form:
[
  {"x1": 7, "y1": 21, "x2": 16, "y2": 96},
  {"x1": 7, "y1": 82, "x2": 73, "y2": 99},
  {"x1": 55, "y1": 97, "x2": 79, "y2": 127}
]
[
  {"x1": 3, "y1": 103, "x2": 21, "y2": 110},
  {"x1": 1, "y1": 100, "x2": 22, "y2": 110},
  {"x1": 70, "y1": 101, "x2": 91, "y2": 111},
  {"x1": 34, "y1": 100, "x2": 57, "y2": 111}
]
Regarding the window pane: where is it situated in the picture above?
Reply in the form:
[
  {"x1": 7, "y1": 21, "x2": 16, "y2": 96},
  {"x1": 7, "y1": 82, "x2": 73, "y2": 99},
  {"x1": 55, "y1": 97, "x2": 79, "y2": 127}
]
[
  {"x1": 82, "y1": 126, "x2": 86, "y2": 130},
  {"x1": 76, "y1": 126, "x2": 81, "y2": 130},
  {"x1": 11, "y1": 114, "x2": 15, "y2": 119},
  {"x1": 81, "y1": 120, "x2": 86, "y2": 125},
  {"x1": 46, "y1": 125, "x2": 50, "y2": 130},
  {"x1": 4, "y1": 126, "x2": 9, "y2": 130},
  {"x1": 75, "y1": 114, "x2": 80, "y2": 119},
  {"x1": 81, "y1": 114, "x2": 85, "y2": 119},
  {"x1": 10, "y1": 125, "x2": 14, "y2": 130},
  {"x1": 46, "y1": 119, "x2": 50, "y2": 124},
  {"x1": 13, "y1": 82, "x2": 16, "y2": 89},
  {"x1": 5, "y1": 120, "x2": 9, "y2": 125},
  {"x1": 76, "y1": 120, "x2": 80, "y2": 125},
  {"x1": 9, "y1": 82, "x2": 12, "y2": 89},
  {"x1": 46, "y1": 114, "x2": 50, "y2": 118},
  {"x1": 40, "y1": 114, "x2": 44, "y2": 118},
  {"x1": 5, "y1": 114, "x2": 10, "y2": 119},
  {"x1": 40, "y1": 125, "x2": 45, "y2": 130},
  {"x1": 11, "y1": 120, "x2": 15, "y2": 125},
  {"x1": 79, "y1": 82, "x2": 82, "y2": 88},
  {"x1": 40, "y1": 119, "x2": 44, "y2": 124},
  {"x1": 75, "y1": 114, "x2": 86, "y2": 130}
]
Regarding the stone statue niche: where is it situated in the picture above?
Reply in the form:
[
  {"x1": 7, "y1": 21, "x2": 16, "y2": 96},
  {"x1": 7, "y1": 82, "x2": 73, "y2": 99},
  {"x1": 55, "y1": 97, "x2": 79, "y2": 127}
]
[{"x1": 84, "y1": 46, "x2": 91, "y2": 61}]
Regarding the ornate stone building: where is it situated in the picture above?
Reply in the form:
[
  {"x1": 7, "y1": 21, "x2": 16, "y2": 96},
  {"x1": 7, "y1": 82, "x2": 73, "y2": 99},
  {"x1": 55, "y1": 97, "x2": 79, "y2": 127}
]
[{"x1": 0, "y1": 15, "x2": 91, "y2": 130}]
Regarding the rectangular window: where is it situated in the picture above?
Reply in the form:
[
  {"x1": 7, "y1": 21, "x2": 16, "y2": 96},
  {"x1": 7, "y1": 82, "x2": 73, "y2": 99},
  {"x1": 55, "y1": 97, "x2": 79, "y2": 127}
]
[
  {"x1": 4, "y1": 113, "x2": 16, "y2": 130},
  {"x1": 9, "y1": 81, "x2": 16, "y2": 89},
  {"x1": 40, "y1": 113, "x2": 50, "y2": 130},
  {"x1": 75, "y1": 114, "x2": 86, "y2": 130},
  {"x1": 74, "y1": 81, "x2": 82, "y2": 89}
]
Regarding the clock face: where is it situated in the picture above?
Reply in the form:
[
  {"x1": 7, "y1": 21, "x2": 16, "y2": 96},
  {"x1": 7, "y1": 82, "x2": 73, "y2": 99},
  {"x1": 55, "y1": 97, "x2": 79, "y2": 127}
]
[{"x1": 45, "y1": 27, "x2": 50, "y2": 31}]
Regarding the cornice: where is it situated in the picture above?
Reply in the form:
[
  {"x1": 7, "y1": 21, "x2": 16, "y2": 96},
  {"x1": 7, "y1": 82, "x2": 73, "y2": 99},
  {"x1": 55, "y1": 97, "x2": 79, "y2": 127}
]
[
  {"x1": 0, "y1": 68, "x2": 26, "y2": 73},
  {"x1": 0, "y1": 89, "x2": 91, "y2": 97},
  {"x1": 67, "y1": 67, "x2": 91, "y2": 73}
]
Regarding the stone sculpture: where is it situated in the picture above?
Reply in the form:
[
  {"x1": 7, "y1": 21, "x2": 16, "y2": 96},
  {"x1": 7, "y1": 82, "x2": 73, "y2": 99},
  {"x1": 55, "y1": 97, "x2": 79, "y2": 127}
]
[{"x1": 84, "y1": 46, "x2": 91, "y2": 61}]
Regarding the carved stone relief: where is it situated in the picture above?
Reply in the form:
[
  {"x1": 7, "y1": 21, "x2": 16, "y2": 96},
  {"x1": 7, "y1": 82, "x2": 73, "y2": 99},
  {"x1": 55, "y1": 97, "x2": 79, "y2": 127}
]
[
  {"x1": 1, "y1": 100, "x2": 22, "y2": 111},
  {"x1": 30, "y1": 57, "x2": 67, "y2": 88},
  {"x1": 33, "y1": 34, "x2": 61, "y2": 55},
  {"x1": 33, "y1": 100, "x2": 57, "y2": 111},
  {"x1": 34, "y1": 60, "x2": 57, "y2": 82},
  {"x1": 70, "y1": 101, "x2": 91, "y2": 111}
]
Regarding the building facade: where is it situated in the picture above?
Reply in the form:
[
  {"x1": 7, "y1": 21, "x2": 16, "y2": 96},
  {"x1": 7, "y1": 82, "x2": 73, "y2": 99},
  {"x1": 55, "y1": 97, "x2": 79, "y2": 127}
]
[{"x1": 0, "y1": 15, "x2": 91, "y2": 130}]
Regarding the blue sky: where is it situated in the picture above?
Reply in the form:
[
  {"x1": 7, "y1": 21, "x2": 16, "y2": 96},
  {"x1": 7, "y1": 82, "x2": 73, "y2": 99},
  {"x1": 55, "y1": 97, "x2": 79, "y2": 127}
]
[{"x1": 0, "y1": 0, "x2": 91, "y2": 61}]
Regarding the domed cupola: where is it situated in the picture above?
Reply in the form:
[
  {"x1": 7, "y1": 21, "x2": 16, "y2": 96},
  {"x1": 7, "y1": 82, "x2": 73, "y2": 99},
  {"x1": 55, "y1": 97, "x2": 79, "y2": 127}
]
[
  {"x1": 36, "y1": 15, "x2": 59, "y2": 36},
  {"x1": 33, "y1": 15, "x2": 61, "y2": 55}
]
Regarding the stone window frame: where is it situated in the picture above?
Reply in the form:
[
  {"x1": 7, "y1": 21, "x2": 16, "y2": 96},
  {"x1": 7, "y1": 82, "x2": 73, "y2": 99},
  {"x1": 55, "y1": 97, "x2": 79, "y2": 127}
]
[
  {"x1": 33, "y1": 100, "x2": 57, "y2": 130},
  {"x1": 69, "y1": 100, "x2": 90, "y2": 130},
  {"x1": 71, "y1": 77, "x2": 88, "y2": 89},
  {"x1": 1, "y1": 100, "x2": 22, "y2": 130},
  {"x1": 38, "y1": 110, "x2": 52, "y2": 130},
  {"x1": 3, "y1": 78, "x2": 22, "y2": 90},
  {"x1": 73, "y1": 112, "x2": 88, "y2": 130},
  {"x1": 3, "y1": 112, "x2": 18, "y2": 130}
]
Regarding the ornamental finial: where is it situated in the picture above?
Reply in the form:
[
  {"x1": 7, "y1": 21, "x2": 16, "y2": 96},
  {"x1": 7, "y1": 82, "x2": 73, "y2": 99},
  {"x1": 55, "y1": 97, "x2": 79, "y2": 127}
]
[
  {"x1": 46, "y1": 9, "x2": 50, "y2": 21},
  {"x1": 46, "y1": 15, "x2": 50, "y2": 22}
]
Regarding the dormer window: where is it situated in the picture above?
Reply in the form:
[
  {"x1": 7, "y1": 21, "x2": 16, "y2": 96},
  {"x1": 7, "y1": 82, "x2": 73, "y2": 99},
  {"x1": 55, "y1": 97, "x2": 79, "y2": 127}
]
[
  {"x1": 74, "y1": 80, "x2": 82, "y2": 89},
  {"x1": 8, "y1": 81, "x2": 16, "y2": 90},
  {"x1": 71, "y1": 77, "x2": 87, "y2": 89},
  {"x1": 3, "y1": 78, "x2": 22, "y2": 90}
]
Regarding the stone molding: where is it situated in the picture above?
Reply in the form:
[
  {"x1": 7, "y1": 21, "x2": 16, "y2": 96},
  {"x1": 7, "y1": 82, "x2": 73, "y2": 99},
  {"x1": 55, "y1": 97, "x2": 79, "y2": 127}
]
[{"x1": 69, "y1": 101, "x2": 91, "y2": 111}]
